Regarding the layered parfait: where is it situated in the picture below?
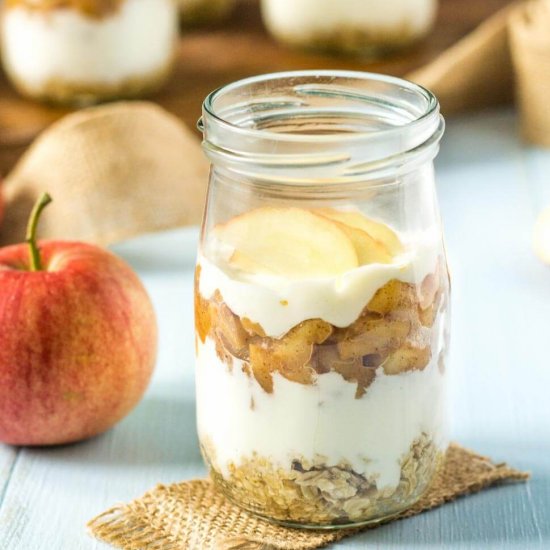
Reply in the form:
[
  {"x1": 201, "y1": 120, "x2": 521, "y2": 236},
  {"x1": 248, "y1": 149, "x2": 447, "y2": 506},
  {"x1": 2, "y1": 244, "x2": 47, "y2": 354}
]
[
  {"x1": 261, "y1": 0, "x2": 438, "y2": 56},
  {"x1": 1, "y1": 0, "x2": 177, "y2": 104},
  {"x1": 195, "y1": 205, "x2": 449, "y2": 526}
]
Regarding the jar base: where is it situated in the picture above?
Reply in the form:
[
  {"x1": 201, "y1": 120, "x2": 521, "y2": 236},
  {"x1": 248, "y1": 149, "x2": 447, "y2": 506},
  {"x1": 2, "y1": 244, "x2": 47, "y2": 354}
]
[
  {"x1": 202, "y1": 436, "x2": 445, "y2": 530},
  {"x1": 231, "y1": 498, "x2": 407, "y2": 531},
  {"x1": 212, "y1": 476, "x2": 430, "y2": 530}
]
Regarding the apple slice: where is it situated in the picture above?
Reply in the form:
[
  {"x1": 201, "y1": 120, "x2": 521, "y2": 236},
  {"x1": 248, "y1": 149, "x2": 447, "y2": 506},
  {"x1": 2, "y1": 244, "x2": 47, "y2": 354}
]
[
  {"x1": 315, "y1": 208, "x2": 403, "y2": 256},
  {"x1": 367, "y1": 279, "x2": 417, "y2": 315},
  {"x1": 228, "y1": 251, "x2": 265, "y2": 274},
  {"x1": 315, "y1": 346, "x2": 376, "y2": 398},
  {"x1": 217, "y1": 207, "x2": 359, "y2": 278},
  {"x1": 382, "y1": 344, "x2": 431, "y2": 375},
  {"x1": 337, "y1": 317, "x2": 411, "y2": 360},
  {"x1": 249, "y1": 319, "x2": 332, "y2": 392},
  {"x1": 214, "y1": 303, "x2": 249, "y2": 358},
  {"x1": 241, "y1": 317, "x2": 267, "y2": 338},
  {"x1": 326, "y1": 219, "x2": 393, "y2": 265}
]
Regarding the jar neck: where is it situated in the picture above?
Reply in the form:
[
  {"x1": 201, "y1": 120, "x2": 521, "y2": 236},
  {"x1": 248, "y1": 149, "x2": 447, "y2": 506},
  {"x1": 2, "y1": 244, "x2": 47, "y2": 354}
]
[{"x1": 200, "y1": 71, "x2": 444, "y2": 186}]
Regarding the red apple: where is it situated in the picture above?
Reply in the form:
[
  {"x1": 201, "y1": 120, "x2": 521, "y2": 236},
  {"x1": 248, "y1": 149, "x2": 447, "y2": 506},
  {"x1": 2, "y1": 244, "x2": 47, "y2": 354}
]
[{"x1": 0, "y1": 194, "x2": 157, "y2": 445}]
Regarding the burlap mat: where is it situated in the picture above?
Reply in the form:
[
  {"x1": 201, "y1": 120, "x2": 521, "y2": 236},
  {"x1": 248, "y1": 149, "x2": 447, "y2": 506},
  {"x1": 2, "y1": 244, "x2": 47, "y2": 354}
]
[{"x1": 87, "y1": 444, "x2": 528, "y2": 550}]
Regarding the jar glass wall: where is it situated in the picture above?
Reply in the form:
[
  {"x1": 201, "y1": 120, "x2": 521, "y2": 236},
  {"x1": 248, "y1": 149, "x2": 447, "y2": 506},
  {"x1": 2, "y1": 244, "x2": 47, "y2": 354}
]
[
  {"x1": 195, "y1": 71, "x2": 450, "y2": 528},
  {"x1": 261, "y1": 0, "x2": 438, "y2": 57},
  {"x1": 1, "y1": 0, "x2": 178, "y2": 105}
]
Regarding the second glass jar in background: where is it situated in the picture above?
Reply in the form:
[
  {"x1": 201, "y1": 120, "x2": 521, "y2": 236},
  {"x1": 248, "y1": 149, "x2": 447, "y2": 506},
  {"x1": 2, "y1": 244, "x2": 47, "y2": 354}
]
[
  {"x1": 195, "y1": 71, "x2": 450, "y2": 528},
  {"x1": 261, "y1": 0, "x2": 438, "y2": 57},
  {"x1": 1, "y1": 0, "x2": 178, "y2": 105}
]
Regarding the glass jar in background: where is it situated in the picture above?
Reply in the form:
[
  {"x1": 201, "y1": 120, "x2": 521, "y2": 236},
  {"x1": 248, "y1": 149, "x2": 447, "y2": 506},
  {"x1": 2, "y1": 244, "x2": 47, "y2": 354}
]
[
  {"x1": 195, "y1": 71, "x2": 450, "y2": 528},
  {"x1": 178, "y1": 0, "x2": 235, "y2": 27},
  {"x1": 261, "y1": 0, "x2": 438, "y2": 57},
  {"x1": 0, "y1": 0, "x2": 178, "y2": 105}
]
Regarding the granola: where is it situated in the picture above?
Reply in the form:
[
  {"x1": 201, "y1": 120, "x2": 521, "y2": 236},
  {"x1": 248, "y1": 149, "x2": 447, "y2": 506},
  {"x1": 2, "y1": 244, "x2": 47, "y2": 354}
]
[{"x1": 204, "y1": 434, "x2": 443, "y2": 526}]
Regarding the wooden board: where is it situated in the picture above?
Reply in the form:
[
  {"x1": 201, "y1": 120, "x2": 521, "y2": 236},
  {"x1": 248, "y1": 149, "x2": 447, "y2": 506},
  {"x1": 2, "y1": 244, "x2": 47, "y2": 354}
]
[{"x1": 0, "y1": 0, "x2": 513, "y2": 174}]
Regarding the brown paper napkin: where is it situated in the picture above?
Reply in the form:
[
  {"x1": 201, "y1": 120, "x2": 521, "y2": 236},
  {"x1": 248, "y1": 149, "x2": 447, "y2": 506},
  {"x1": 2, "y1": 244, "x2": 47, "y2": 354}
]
[
  {"x1": 87, "y1": 444, "x2": 528, "y2": 550},
  {"x1": 0, "y1": 101, "x2": 209, "y2": 247}
]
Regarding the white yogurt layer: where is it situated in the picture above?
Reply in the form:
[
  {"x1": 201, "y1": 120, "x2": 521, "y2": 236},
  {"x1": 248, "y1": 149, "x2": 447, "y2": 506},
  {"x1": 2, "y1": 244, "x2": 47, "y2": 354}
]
[
  {"x1": 261, "y1": 0, "x2": 437, "y2": 41},
  {"x1": 199, "y1": 233, "x2": 439, "y2": 338},
  {"x1": 1, "y1": 0, "x2": 177, "y2": 89},
  {"x1": 196, "y1": 337, "x2": 447, "y2": 489}
]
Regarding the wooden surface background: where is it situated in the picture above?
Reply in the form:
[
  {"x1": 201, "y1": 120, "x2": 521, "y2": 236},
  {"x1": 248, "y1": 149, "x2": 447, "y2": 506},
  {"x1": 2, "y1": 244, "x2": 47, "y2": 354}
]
[{"x1": 0, "y1": 0, "x2": 513, "y2": 175}]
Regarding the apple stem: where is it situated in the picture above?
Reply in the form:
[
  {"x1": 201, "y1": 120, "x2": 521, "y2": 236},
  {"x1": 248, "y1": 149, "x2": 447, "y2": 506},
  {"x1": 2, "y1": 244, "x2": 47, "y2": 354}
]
[{"x1": 26, "y1": 193, "x2": 53, "y2": 272}]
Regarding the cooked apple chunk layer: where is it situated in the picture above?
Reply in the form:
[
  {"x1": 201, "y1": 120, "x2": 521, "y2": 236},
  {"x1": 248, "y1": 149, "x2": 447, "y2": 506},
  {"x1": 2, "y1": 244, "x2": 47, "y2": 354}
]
[
  {"x1": 195, "y1": 261, "x2": 448, "y2": 397},
  {"x1": 250, "y1": 319, "x2": 332, "y2": 392}
]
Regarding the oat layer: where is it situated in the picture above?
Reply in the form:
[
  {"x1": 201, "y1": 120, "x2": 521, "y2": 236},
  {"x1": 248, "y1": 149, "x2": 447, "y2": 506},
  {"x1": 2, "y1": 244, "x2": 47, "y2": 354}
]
[{"x1": 204, "y1": 434, "x2": 444, "y2": 527}]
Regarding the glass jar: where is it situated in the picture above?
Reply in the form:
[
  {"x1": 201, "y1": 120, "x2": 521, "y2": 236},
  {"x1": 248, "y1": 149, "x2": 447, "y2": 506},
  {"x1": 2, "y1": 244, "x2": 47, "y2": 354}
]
[
  {"x1": 0, "y1": 0, "x2": 178, "y2": 105},
  {"x1": 178, "y1": 0, "x2": 235, "y2": 27},
  {"x1": 195, "y1": 71, "x2": 450, "y2": 528},
  {"x1": 261, "y1": 0, "x2": 438, "y2": 57}
]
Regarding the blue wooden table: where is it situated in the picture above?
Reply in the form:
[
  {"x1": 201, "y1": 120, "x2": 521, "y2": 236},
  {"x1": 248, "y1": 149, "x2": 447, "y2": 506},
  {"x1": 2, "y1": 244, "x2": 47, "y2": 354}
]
[{"x1": 0, "y1": 109, "x2": 549, "y2": 549}]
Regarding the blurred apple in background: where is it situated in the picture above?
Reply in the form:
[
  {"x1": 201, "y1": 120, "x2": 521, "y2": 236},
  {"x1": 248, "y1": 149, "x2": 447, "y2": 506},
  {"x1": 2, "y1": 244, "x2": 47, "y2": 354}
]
[{"x1": 0, "y1": 194, "x2": 158, "y2": 446}]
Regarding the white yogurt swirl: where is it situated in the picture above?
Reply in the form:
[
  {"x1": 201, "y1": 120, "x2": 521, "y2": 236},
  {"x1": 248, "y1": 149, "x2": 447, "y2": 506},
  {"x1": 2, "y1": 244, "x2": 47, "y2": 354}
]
[
  {"x1": 199, "y1": 232, "x2": 439, "y2": 338},
  {"x1": 196, "y1": 337, "x2": 447, "y2": 488}
]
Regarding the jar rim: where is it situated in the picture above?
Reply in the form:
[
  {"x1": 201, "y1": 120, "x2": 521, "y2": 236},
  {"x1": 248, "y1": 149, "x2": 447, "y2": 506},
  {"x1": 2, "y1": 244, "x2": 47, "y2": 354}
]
[
  {"x1": 199, "y1": 70, "x2": 444, "y2": 184},
  {"x1": 202, "y1": 70, "x2": 439, "y2": 144}
]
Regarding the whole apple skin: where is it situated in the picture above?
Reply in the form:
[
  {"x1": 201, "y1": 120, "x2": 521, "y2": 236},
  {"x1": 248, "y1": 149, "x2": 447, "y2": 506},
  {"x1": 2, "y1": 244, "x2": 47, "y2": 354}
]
[{"x1": 0, "y1": 241, "x2": 158, "y2": 446}]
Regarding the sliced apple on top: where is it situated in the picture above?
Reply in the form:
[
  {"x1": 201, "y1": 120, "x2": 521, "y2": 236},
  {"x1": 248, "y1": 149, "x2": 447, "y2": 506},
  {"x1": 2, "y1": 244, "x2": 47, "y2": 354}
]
[
  {"x1": 326, "y1": 219, "x2": 393, "y2": 265},
  {"x1": 216, "y1": 207, "x2": 359, "y2": 278},
  {"x1": 315, "y1": 208, "x2": 403, "y2": 257}
]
